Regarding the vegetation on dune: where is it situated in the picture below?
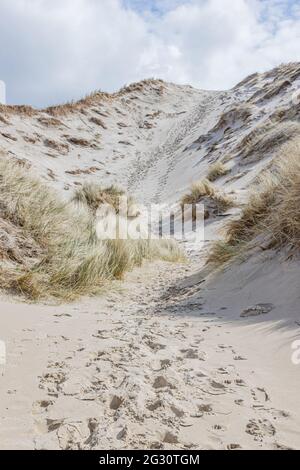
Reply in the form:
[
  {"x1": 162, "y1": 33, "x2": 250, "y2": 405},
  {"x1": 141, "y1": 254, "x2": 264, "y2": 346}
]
[
  {"x1": 238, "y1": 120, "x2": 300, "y2": 164},
  {"x1": 208, "y1": 137, "x2": 300, "y2": 265},
  {"x1": 207, "y1": 161, "x2": 229, "y2": 182},
  {"x1": 0, "y1": 158, "x2": 182, "y2": 301},
  {"x1": 181, "y1": 179, "x2": 234, "y2": 219},
  {"x1": 73, "y1": 182, "x2": 126, "y2": 215},
  {"x1": 0, "y1": 79, "x2": 165, "y2": 120}
]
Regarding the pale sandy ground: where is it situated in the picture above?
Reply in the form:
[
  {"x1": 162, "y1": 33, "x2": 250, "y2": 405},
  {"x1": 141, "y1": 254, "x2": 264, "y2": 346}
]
[
  {"x1": 1, "y1": 65, "x2": 300, "y2": 449},
  {"x1": 1, "y1": 245, "x2": 300, "y2": 450}
]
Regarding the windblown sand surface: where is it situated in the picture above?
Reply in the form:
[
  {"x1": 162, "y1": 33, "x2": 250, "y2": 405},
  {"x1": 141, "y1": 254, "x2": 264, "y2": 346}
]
[
  {"x1": 1, "y1": 63, "x2": 300, "y2": 449},
  {"x1": 1, "y1": 254, "x2": 300, "y2": 450}
]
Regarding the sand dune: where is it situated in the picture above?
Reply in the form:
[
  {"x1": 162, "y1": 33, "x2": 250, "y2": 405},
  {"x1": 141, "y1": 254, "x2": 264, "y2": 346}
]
[{"x1": 1, "y1": 63, "x2": 300, "y2": 449}]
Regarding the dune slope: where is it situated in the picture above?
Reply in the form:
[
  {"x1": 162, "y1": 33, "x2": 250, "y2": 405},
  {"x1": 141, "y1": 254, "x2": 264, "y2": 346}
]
[{"x1": 1, "y1": 63, "x2": 300, "y2": 449}]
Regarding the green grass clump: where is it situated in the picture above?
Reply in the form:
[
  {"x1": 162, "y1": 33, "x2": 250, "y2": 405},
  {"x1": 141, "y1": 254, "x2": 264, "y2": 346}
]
[{"x1": 0, "y1": 158, "x2": 182, "y2": 300}]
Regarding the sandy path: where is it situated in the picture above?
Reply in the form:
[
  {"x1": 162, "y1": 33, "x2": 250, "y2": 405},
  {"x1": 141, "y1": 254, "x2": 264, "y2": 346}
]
[
  {"x1": 126, "y1": 91, "x2": 222, "y2": 204},
  {"x1": 1, "y1": 250, "x2": 298, "y2": 450},
  {"x1": 1, "y1": 68, "x2": 300, "y2": 450}
]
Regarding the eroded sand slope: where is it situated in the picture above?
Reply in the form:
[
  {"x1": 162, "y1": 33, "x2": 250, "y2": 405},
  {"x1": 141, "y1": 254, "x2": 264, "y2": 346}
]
[{"x1": 1, "y1": 63, "x2": 300, "y2": 449}]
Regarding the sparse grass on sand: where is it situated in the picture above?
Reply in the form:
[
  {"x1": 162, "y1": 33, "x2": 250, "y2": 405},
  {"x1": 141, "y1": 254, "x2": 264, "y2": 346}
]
[
  {"x1": 238, "y1": 120, "x2": 300, "y2": 163},
  {"x1": 0, "y1": 158, "x2": 182, "y2": 301},
  {"x1": 72, "y1": 182, "x2": 126, "y2": 215},
  {"x1": 208, "y1": 137, "x2": 300, "y2": 265},
  {"x1": 181, "y1": 179, "x2": 234, "y2": 218},
  {"x1": 207, "y1": 162, "x2": 229, "y2": 182}
]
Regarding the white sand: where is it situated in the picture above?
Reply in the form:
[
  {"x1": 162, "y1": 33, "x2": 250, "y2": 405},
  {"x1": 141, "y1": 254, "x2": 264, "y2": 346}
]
[
  {"x1": 1, "y1": 255, "x2": 300, "y2": 450},
  {"x1": 1, "y1": 65, "x2": 300, "y2": 449}
]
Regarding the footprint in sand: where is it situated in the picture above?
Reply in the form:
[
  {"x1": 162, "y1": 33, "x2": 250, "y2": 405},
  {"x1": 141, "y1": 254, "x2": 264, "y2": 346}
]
[
  {"x1": 240, "y1": 304, "x2": 274, "y2": 318},
  {"x1": 147, "y1": 400, "x2": 164, "y2": 412},
  {"x1": 198, "y1": 403, "x2": 213, "y2": 414},
  {"x1": 210, "y1": 380, "x2": 226, "y2": 390},
  {"x1": 32, "y1": 399, "x2": 54, "y2": 414},
  {"x1": 234, "y1": 399, "x2": 244, "y2": 406},
  {"x1": 163, "y1": 431, "x2": 179, "y2": 444},
  {"x1": 110, "y1": 395, "x2": 124, "y2": 411},
  {"x1": 39, "y1": 370, "x2": 67, "y2": 396},
  {"x1": 54, "y1": 313, "x2": 72, "y2": 318},
  {"x1": 233, "y1": 355, "x2": 247, "y2": 361},
  {"x1": 235, "y1": 378, "x2": 246, "y2": 387},
  {"x1": 57, "y1": 421, "x2": 91, "y2": 450},
  {"x1": 180, "y1": 348, "x2": 199, "y2": 359},
  {"x1": 145, "y1": 339, "x2": 166, "y2": 352},
  {"x1": 38, "y1": 360, "x2": 69, "y2": 398},
  {"x1": 170, "y1": 405, "x2": 185, "y2": 418},
  {"x1": 85, "y1": 351, "x2": 105, "y2": 367},
  {"x1": 153, "y1": 376, "x2": 174, "y2": 390},
  {"x1": 251, "y1": 387, "x2": 270, "y2": 403},
  {"x1": 274, "y1": 442, "x2": 293, "y2": 450},
  {"x1": 218, "y1": 367, "x2": 230, "y2": 375},
  {"x1": 246, "y1": 419, "x2": 276, "y2": 441},
  {"x1": 213, "y1": 424, "x2": 226, "y2": 432},
  {"x1": 227, "y1": 443, "x2": 242, "y2": 450}
]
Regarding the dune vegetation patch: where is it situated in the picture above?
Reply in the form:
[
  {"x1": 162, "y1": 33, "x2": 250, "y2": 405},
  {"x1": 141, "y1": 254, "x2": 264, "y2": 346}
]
[
  {"x1": 43, "y1": 80, "x2": 164, "y2": 117},
  {"x1": 270, "y1": 103, "x2": 300, "y2": 124},
  {"x1": 249, "y1": 79, "x2": 292, "y2": 104},
  {"x1": 72, "y1": 182, "x2": 143, "y2": 220},
  {"x1": 0, "y1": 157, "x2": 182, "y2": 301},
  {"x1": 73, "y1": 182, "x2": 126, "y2": 215},
  {"x1": 237, "y1": 121, "x2": 300, "y2": 164},
  {"x1": 208, "y1": 138, "x2": 300, "y2": 265},
  {"x1": 181, "y1": 179, "x2": 234, "y2": 219},
  {"x1": 66, "y1": 136, "x2": 95, "y2": 148},
  {"x1": 207, "y1": 161, "x2": 229, "y2": 182},
  {"x1": 212, "y1": 103, "x2": 254, "y2": 130}
]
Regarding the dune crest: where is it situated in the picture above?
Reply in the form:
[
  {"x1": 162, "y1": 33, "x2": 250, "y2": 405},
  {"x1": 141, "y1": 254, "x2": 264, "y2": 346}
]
[{"x1": 1, "y1": 63, "x2": 300, "y2": 450}]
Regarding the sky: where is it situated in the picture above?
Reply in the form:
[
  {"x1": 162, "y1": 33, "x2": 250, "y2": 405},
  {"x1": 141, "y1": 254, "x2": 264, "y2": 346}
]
[{"x1": 0, "y1": 0, "x2": 299, "y2": 107}]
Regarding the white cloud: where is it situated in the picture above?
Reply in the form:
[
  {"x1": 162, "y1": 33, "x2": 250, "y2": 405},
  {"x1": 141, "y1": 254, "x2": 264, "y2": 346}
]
[
  {"x1": 140, "y1": 0, "x2": 300, "y2": 89},
  {"x1": 0, "y1": 0, "x2": 299, "y2": 106}
]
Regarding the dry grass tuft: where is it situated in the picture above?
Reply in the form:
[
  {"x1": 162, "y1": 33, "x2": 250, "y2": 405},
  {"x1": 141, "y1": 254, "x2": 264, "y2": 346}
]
[
  {"x1": 0, "y1": 104, "x2": 37, "y2": 117},
  {"x1": 249, "y1": 79, "x2": 292, "y2": 104},
  {"x1": 0, "y1": 79, "x2": 166, "y2": 120},
  {"x1": 66, "y1": 136, "x2": 94, "y2": 147},
  {"x1": 73, "y1": 182, "x2": 126, "y2": 215},
  {"x1": 44, "y1": 80, "x2": 164, "y2": 116},
  {"x1": 207, "y1": 241, "x2": 242, "y2": 265},
  {"x1": 45, "y1": 91, "x2": 111, "y2": 116},
  {"x1": 214, "y1": 104, "x2": 254, "y2": 129},
  {"x1": 207, "y1": 162, "x2": 229, "y2": 181},
  {"x1": 181, "y1": 179, "x2": 217, "y2": 205},
  {"x1": 118, "y1": 79, "x2": 165, "y2": 96},
  {"x1": 37, "y1": 116, "x2": 64, "y2": 128},
  {"x1": 181, "y1": 179, "x2": 234, "y2": 219},
  {"x1": 226, "y1": 178, "x2": 276, "y2": 245},
  {"x1": 238, "y1": 120, "x2": 300, "y2": 164},
  {"x1": 0, "y1": 114, "x2": 10, "y2": 125},
  {"x1": 270, "y1": 103, "x2": 300, "y2": 124},
  {"x1": 89, "y1": 117, "x2": 107, "y2": 129},
  {"x1": 208, "y1": 137, "x2": 300, "y2": 265},
  {"x1": 0, "y1": 158, "x2": 182, "y2": 300},
  {"x1": 44, "y1": 139, "x2": 69, "y2": 154}
]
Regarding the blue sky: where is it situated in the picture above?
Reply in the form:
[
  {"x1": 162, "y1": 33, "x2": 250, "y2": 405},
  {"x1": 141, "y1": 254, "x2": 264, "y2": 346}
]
[
  {"x1": 123, "y1": 1, "x2": 181, "y2": 14},
  {"x1": 125, "y1": 0, "x2": 299, "y2": 18},
  {"x1": 123, "y1": 0, "x2": 164, "y2": 14},
  {"x1": 0, "y1": 0, "x2": 299, "y2": 107}
]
